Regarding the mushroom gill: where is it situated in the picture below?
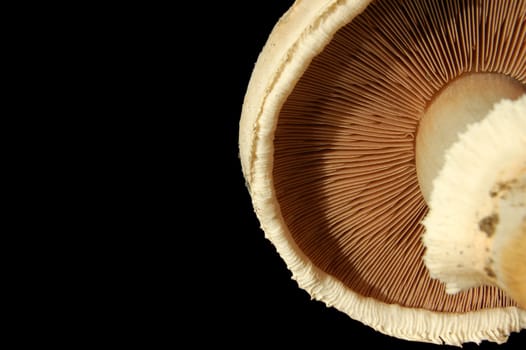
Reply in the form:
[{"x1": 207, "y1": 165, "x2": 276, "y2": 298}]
[{"x1": 273, "y1": 0, "x2": 525, "y2": 313}]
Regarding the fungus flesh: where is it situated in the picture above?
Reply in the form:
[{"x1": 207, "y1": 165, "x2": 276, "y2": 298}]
[{"x1": 240, "y1": 0, "x2": 526, "y2": 345}]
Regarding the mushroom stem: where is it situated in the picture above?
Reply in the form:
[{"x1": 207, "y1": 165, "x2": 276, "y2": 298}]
[{"x1": 421, "y1": 93, "x2": 526, "y2": 309}]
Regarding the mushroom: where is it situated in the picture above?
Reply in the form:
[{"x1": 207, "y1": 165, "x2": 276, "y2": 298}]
[{"x1": 239, "y1": 0, "x2": 526, "y2": 346}]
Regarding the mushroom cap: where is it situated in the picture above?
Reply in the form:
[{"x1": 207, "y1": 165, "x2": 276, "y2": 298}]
[{"x1": 239, "y1": 0, "x2": 526, "y2": 345}]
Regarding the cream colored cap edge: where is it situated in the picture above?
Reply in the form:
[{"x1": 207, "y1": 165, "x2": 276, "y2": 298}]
[{"x1": 238, "y1": 0, "x2": 526, "y2": 345}]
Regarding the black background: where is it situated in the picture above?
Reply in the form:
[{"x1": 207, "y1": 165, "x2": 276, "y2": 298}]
[{"x1": 206, "y1": 1, "x2": 526, "y2": 348}]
